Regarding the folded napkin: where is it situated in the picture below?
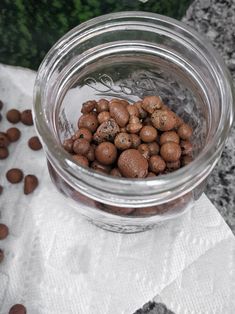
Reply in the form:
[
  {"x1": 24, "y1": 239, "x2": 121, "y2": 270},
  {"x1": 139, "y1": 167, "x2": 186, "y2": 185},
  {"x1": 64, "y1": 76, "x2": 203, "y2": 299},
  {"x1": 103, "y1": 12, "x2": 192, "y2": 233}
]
[{"x1": 0, "y1": 64, "x2": 234, "y2": 314}]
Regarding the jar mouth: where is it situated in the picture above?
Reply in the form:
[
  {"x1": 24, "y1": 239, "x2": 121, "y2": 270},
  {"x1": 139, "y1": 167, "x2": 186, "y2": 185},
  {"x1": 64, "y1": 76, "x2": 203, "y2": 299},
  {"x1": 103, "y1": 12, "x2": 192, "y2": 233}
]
[{"x1": 34, "y1": 11, "x2": 234, "y2": 206}]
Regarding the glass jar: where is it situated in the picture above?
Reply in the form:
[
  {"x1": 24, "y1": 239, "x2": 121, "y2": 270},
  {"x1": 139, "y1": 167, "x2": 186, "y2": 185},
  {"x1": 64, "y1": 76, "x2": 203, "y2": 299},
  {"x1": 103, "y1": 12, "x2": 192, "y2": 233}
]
[{"x1": 33, "y1": 12, "x2": 234, "y2": 233}]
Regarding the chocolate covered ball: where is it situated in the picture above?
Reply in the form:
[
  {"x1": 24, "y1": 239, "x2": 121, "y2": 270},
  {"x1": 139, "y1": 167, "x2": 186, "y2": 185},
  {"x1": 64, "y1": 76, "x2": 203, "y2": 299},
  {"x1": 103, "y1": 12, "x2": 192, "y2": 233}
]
[
  {"x1": 6, "y1": 127, "x2": 21, "y2": 142},
  {"x1": 0, "y1": 133, "x2": 10, "y2": 147},
  {"x1": 109, "y1": 102, "x2": 129, "y2": 127},
  {"x1": 72, "y1": 128, "x2": 92, "y2": 142},
  {"x1": 151, "y1": 110, "x2": 177, "y2": 131},
  {"x1": 118, "y1": 149, "x2": 148, "y2": 178},
  {"x1": 81, "y1": 100, "x2": 96, "y2": 114},
  {"x1": 21, "y1": 109, "x2": 33, "y2": 125},
  {"x1": 0, "y1": 223, "x2": 9, "y2": 240},
  {"x1": 24, "y1": 175, "x2": 39, "y2": 195},
  {"x1": 78, "y1": 113, "x2": 99, "y2": 133},
  {"x1": 97, "y1": 111, "x2": 111, "y2": 124},
  {"x1": 148, "y1": 142, "x2": 159, "y2": 156},
  {"x1": 9, "y1": 304, "x2": 27, "y2": 314},
  {"x1": 63, "y1": 138, "x2": 74, "y2": 153},
  {"x1": 72, "y1": 155, "x2": 89, "y2": 167},
  {"x1": 95, "y1": 142, "x2": 117, "y2": 165},
  {"x1": 138, "y1": 144, "x2": 150, "y2": 160},
  {"x1": 96, "y1": 99, "x2": 109, "y2": 113},
  {"x1": 0, "y1": 147, "x2": 9, "y2": 159},
  {"x1": 28, "y1": 136, "x2": 42, "y2": 151},
  {"x1": 114, "y1": 132, "x2": 132, "y2": 150},
  {"x1": 73, "y1": 138, "x2": 90, "y2": 155},
  {"x1": 93, "y1": 119, "x2": 120, "y2": 143},
  {"x1": 87, "y1": 145, "x2": 95, "y2": 162},
  {"x1": 130, "y1": 134, "x2": 141, "y2": 149},
  {"x1": 160, "y1": 142, "x2": 181, "y2": 162},
  {"x1": 149, "y1": 155, "x2": 166, "y2": 174},
  {"x1": 6, "y1": 109, "x2": 21, "y2": 124},
  {"x1": 160, "y1": 131, "x2": 180, "y2": 145},
  {"x1": 142, "y1": 95, "x2": 163, "y2": 113},
  {"x1": 177, "y1": 123, "x2": 193, "y2": 140},
  {"x1": 139, "y1": 125, "x2": 157, "y2": 143},
  {"x1": 126, "y1": 104, "x2": 139, "y2": 117},
  {"x1": 6, "y1": 168, "x2": 24, "y2": 183}
]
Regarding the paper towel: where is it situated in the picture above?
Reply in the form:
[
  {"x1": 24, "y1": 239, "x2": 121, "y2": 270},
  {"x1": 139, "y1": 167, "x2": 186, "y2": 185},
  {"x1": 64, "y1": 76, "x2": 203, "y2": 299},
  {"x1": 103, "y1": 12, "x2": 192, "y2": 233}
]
[{"x1": 0, "y1": 64, "x2": 235, "y2": 314}]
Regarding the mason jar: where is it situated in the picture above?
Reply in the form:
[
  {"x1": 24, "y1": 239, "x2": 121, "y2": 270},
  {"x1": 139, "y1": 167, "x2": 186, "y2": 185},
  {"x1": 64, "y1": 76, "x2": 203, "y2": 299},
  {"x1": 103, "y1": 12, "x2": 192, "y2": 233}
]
[{"x1": 33, "y1": 12, "x2": 234, "y2": 233}]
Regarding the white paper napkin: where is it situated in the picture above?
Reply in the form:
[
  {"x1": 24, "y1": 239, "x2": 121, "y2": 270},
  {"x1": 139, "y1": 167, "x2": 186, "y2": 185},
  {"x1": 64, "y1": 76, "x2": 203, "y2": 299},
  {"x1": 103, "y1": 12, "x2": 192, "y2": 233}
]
[{"x1": 0, "y1": 64, "x2": 235, "y2": 314}]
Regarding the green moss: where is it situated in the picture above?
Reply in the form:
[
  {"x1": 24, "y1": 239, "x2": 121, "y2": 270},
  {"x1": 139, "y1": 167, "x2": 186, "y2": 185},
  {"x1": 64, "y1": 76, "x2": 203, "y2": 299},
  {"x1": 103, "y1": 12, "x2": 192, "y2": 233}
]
[{"x1": 0, "y1": 0, "x2": 192, "y2": 69}]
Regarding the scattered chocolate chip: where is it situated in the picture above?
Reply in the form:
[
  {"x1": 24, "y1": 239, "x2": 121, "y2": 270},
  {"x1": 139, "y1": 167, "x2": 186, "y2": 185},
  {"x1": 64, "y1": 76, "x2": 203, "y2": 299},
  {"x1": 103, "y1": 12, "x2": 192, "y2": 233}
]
[
  {"x1": 28, "y1": 136, "x2": 42, "y2": 151},
  {"x1": 0, "y1": 147, "x2": 9, "y2": 159},
  {"x1": 21, "y1": 109, "x2": 33, "y2": 126},
  {"x1": 0, "y1": 132, "x2": 10, "y2": 147},
  {"x1": 6, "y1": 168, "x2": 24, "y2": 183},
  {"x1": 0, "y1": 100, "x2": 3, "y2": 110},
  {"x1": 6, "y1": 127, "x2": 21, "y2": 142},
  {"x1": 9, "y1": 304, "x2": 27, "y2": 314},
  {"x1": 6, "y1": 109, "x2": 21, "y2": 124},
  {"x1": 0, "y1": 185, "x2": 3, "y2": 195},
  {"x1": 0, "y1": 249, "x2": 4, "y2": 263},
  {"x1": 0, "y1": 113, "x2": 2, "y2": 121},
  {"x1": 0, "y1": 223, "x2": 9, "y2": 240},
  {"x1": 24, "y1": 175, "x2": 39, "y2": 195}
]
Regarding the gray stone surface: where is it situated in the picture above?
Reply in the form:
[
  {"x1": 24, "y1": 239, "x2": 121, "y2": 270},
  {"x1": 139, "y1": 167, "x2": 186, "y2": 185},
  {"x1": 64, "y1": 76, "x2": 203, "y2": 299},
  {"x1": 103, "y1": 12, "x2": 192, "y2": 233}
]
[
  {"x1": 183, "y1": 0, "x2": 235, "y2": 235},
  {"x1": 138, "y1": 0, "x2": 235, "y2": 312}
]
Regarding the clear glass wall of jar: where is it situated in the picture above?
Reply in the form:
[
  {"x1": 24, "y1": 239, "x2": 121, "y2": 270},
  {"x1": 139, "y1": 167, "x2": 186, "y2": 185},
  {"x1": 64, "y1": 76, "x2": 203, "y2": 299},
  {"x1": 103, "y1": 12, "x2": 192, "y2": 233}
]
[{"x1": 33, "y1": 12, "x2": 234, "y2": 233}]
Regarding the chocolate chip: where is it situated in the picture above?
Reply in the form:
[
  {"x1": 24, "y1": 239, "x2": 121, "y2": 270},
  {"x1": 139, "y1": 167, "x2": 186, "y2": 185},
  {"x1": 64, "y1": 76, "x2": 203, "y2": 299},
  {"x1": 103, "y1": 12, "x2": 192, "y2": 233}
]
[
  {"x1": 21, "y1": 109, "x2": 33, "y2": 126},
  {"x1": 0, "y1": 113, "x2": 2, "y2": 121},
  {"x1": 24, "y1": 175, "x2": 39, "y2": 195},
  {"x1": 0, "y1": 185, "x2": 3, "y2": 194},
  {"x1": 6, "y1": 168, "x2": 24, "y2": 183},
  {"x1": 0, "y1": 147, "x2": 9, "y2": 159},
  {"x1": 0, "y1": 223, "x2": 9, "y2": 240},
  {"x1": 6, "y1": 109, "x2": 21, "y2": 124},
  {"x1": 0, "y1": 249, "x2": 4, "y2": 263},
  {"x1": 9, "y1": 304, "x2": 27, "y2": 314},
  {"x1": 0, "y1": 132, "x2": 10, "y2": 147},
  {"x1": 28, "y1": 136, "x2": 42, "y2": 151},
  {"x1": 6, "y1": 127, "x2": 21, "y2": 142}
]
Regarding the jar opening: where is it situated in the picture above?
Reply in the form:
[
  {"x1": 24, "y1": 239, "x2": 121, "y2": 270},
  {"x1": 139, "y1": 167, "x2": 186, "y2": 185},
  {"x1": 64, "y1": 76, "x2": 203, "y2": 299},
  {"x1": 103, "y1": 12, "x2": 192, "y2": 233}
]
[{"x1": 34, "y1": 12, "x2": 234, "y2": 207}]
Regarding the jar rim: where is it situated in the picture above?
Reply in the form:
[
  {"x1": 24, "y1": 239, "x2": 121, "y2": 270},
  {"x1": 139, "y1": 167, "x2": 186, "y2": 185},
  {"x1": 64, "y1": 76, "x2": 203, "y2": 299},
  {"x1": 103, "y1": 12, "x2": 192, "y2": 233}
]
[{"x1": 33, "y1": 11, "x2": 234, "y2": 206}]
